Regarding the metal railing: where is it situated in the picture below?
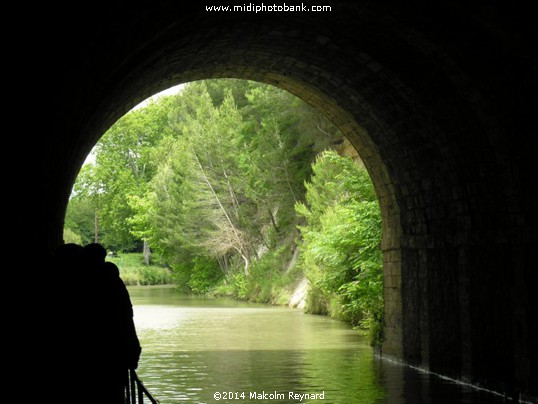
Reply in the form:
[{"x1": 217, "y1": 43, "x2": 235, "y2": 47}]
[{"x1": 125, "y1": 368, "x2": 160, "y2": 404}]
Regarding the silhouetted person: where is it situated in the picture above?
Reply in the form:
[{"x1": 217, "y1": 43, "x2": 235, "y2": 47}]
[
  {"x1": 103, "y1": 260, "x2": 142, "y2": 370},
  {"x1": 104, "y1": 261, "x2": 120, "y2": 277},
  {"x1": 83, "y1": 243, "x2": 141, "y2": 403},
  {"x1": 44, "y1": 243, "x2": 141, "y2": 403},
  {"x1": 53, "y1": 242, "x2": 84, "y2": 269}
]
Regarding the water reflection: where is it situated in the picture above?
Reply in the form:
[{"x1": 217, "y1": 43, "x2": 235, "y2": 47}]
[{"x1": 130, "y1": 286, "x2": 506, "y2": 403}]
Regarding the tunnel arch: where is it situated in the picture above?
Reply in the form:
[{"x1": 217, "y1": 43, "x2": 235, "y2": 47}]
[{"x1": 25, "y1": 2, "x2": 535, "y2": 400}]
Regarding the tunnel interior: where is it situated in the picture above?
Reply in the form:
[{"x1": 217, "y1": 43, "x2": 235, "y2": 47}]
[{"x1": 20, "y1": 1, "x2": 536, "y2": 399}]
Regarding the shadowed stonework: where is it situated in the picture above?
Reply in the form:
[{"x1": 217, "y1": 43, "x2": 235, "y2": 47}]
[{"x1": 18, "y1": 1, "x2": 536, "y2": 400}]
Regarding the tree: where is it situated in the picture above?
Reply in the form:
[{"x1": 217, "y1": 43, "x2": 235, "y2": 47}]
[
  {"x1": 68, "y1": 79, "x2": 348, "y2": 298},
  {"x1": 296, "y1": 151, "x2": 383, "y2": 343},
  {"x1": 148, "y1": 83, "x2": 255, "y2": 276},
  {"x1": 71, "y1": 96, "x2": 174, "y2": 252},
  {"x1": 64, "y1": 191, "x2": 98, "y2": 245}
]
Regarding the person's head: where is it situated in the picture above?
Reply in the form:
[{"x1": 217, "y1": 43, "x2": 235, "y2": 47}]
[{"x1": 83, "y1": 243, "x2": 107, "y2": 266}]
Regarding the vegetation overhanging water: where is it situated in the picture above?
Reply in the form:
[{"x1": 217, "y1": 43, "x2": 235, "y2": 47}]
[{"x1": 66, "y1": 79, "x2": 384, "y2": 344}]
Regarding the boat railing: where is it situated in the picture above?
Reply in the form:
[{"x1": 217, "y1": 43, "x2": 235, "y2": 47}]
[{"x1": 125, "y1": 368, "x2": 159, "y2": 404}]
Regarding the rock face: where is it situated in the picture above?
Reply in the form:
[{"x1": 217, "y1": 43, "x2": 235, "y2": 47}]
[{"x1": 289, "y1": 278, "x2": 308, "y2": 310}]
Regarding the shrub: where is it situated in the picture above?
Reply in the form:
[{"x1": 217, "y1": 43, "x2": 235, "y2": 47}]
[
  {"x1": 63, "y1": 228, "x2": 83, "y2": 244},
  {"x1": 188, "y1": 257, "x2": 223, "y2": 293}
]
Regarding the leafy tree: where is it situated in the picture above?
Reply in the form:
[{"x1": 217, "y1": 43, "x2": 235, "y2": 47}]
[
  {"x1": 71, "y1": 97, "x2": 174, "y2": 252},
  {"x1": 67, "y1": 79, "x2": 380, "y2": 319},
  {"x1": 64, "y1": 193, "x2": 97, "y2": 245},
  {"x1": 143, "y1": 83, "x2": 255, "y2": 278},
  {"x1": 241, "y1": 83, "x2": 340, "y2": 239},
  {"x1": 188, "y1": 257, "x2": 223, "y2": 293},
  {"x1": 296, "y1": 151, "x2": 383, "y2": 344},
  {"x1": 138, "y1": 80, "x2": 341, "y2": 290}
]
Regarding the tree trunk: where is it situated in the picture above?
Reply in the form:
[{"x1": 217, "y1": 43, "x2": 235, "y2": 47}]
[
  {"x1": 268, "y1": 208, "x2": 279, "y2": 234},
  {"x1": 94, "y1": 210, "x2": 99, "y2": 243},
  {"x1": 143, "y1": 240, "x2": 151, "y2": 265},
  {"x1": 241, "y1": 252, "x2": 250, "y2": 277},
  {"x1": 192, "y1": 149, "x2": 250, "y2": 275}
]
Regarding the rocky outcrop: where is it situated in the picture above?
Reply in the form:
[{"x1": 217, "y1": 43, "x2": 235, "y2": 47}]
[{"x1": 288, "y1": 278, "x2": 308, "y2": 310}]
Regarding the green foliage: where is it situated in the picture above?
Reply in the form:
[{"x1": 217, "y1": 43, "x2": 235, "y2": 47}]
[
  {"x1": 296, "y1": 151, "x2": 383, "y2": 345},
  {"x1": 130, "y1": 79, "x2": 340, "y2": 284},
  {"x1": 64, "y1": 196, "x2": 95, "y2": 245},
  {"x1": 224, "y1": 272, "x2": 249, "y2": 300},
  {"x1": 65, "y1": 80, "x2": 384, "y2": 346},
  {"x1": 107, "y1": 253, "x2": 172, "y2": 286},
  {"x1": 71, "y1": 96, "x2": 174, "y2": 251},
  {"x1": 68, "y1": 78, "x2": 339, "y2": 261},
  {"x1": 188, "y1": 257, "x2": 223, "y2": 294},
  {"x1": 245, "y1": 247, "x2": 293, "y2": 303},
  {"x1": 168, "y1": 261, "x2": 193, "y2": 293},
  {"x1": 136, "y1": 265, "x2": 173, "y2": 286},
  {"x1": 304, "y1": 284, "x2": 330, "y2": 315},
  {"x1": 215, "y1": 245, "x2": 299, "y2": 305},
  {"x1": 63, "y1": 228, "x2": 82, "y2": 244}
]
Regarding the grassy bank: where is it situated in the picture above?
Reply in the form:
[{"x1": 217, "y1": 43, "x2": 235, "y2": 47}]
[{"x1": 107, "y1": 253, "x2": 172, "y2": 285}]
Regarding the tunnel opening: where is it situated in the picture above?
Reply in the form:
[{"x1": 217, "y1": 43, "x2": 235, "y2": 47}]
[
  {"x1": 66, "y1": 78, "x2": 386, "y2": 341},
  {"x1": 61, "y1": 56, "x2": 410, "y2": 362},
  {"x1": 63, "y1": 74, "x2": 408, "y2": 397}
]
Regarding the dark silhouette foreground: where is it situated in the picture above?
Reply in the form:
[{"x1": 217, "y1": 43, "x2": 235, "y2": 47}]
[{"x1": 48, "y1": 243, "x2": 141, "y2": 403}]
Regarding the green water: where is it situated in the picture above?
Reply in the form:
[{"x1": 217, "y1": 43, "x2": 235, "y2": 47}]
[{"x1": 130, "y1": 286, "x2": 506, "y2": 403}]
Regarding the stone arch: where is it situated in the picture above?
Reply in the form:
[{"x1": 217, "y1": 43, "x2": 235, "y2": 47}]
[{"x1": 21, "y1": 2, "x2": 535, "y2": 399}]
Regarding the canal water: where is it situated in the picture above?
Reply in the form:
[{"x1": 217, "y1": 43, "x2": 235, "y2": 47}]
[{"x1": 130, "y1": 286, "x2": 506, "y2": 403}]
